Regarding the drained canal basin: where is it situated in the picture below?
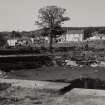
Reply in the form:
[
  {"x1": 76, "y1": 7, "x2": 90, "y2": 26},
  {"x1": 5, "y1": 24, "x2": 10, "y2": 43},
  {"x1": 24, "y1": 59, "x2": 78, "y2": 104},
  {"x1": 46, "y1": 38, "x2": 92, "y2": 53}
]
[{"x1": 60, "y1": 78, "x2": 105, "y2": 94}]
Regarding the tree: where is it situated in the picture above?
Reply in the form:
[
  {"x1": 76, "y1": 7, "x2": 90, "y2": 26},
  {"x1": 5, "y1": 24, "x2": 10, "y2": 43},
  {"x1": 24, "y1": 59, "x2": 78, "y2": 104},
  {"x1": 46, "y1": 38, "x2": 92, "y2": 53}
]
[
  {"x1": 35, "y1": 5, "x2": 70, "y2": 52},
  {"x1": 0, "y1": 33, "x2": 6, "y2": 47},
  {"x1": 84, "y1": 28, "x2": 95, "y2": 40},
  {"x1": 11, "y1": 31, "x2": 21, "y2": 39}
]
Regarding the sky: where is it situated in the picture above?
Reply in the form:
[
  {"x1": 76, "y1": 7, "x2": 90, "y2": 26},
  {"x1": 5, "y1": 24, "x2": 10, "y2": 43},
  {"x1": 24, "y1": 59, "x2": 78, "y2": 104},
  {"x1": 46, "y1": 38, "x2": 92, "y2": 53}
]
[{"x1": 0, "y1": 0, "x2": 105, "y2": 31}]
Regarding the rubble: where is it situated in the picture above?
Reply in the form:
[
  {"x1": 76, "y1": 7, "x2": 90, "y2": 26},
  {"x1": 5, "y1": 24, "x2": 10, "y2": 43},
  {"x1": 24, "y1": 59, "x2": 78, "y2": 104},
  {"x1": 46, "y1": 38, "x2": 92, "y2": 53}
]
[
  {"x1": 99, "y1": 61, "x2": 105, "y2": 67},
  {"x1": 90, "y1": 63, "x2": 98, "y2": 67},
  {"x1": 64, "y1": 60, "x2": 78, "y2": 66},
  {"x1": 54, "y1": 55, "x2": 105, "y2": 68},
  {"x1": 90, "y1": 61, "x2": 105, "y2": 67},
  {"x1": 0, "y1": 70, "x2": 7, "y2": 78}
]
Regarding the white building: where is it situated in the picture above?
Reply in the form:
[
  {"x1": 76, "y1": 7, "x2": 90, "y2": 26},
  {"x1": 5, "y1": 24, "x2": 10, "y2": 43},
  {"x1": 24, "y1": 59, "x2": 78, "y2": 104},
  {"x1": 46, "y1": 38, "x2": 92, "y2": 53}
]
[
  {"x1": 57, "y1": 29, "x2": 84, "y2": 43},
  {"x1": 7, "y1": 39, "x2": 18, "y2": 47}
]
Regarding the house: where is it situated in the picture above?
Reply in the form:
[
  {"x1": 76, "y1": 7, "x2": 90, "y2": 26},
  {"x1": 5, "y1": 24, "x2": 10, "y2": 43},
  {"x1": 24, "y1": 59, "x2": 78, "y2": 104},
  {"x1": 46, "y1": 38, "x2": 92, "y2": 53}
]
[
  {"x1": 56, "y1": 29, "x2": 84, "y2": 43},
  {"x1": 7, "y1": 39, "x2": 18, "y2": 47},
  {"x1": 7, "y1": 37, "x2": 32, "y2": 47},
  {"x1": 87, "y1": 31, "x2": 105, "y2": 41}
]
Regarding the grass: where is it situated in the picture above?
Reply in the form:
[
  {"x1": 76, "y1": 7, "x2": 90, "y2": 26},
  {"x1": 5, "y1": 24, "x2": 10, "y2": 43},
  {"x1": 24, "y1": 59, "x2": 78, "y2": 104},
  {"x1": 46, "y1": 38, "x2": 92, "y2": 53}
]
[
  {"x1": 6, "y1": 66, "x2": 105, "y2": 82},
  {"x1": 0, "y1": 86, "x2": 59, "y2": 105}
]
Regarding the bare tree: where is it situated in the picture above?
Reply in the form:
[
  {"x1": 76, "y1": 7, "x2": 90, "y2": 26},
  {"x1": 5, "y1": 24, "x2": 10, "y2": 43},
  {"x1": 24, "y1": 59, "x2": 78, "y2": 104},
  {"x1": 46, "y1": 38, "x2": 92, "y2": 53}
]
[{"x1": 35, "y1": 5, "x2": 70, "y2": 52}]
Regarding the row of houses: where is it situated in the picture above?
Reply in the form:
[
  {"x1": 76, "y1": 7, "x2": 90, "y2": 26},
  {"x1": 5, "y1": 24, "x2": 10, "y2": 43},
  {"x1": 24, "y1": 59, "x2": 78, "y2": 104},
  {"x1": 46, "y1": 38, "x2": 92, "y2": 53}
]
[
  {"x1": 7, "y1": 29, "x2": 84, "y2": 47},
  {"x1": 56, "y1": 28, "x2": 105, "y2": 43},
  {"x1": 6, "y1": 27, "x2": 105, "y2": 47},
  {"x1": 7, "y1": 37, "x2": 48, "y2": 48}
]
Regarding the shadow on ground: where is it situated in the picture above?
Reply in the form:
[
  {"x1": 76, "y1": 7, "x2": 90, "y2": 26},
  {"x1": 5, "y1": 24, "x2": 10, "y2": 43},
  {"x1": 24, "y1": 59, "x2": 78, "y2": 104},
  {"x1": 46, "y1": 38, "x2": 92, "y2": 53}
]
[{"x1": 59, "y1": 78, "x2": 105, "y2": 95}]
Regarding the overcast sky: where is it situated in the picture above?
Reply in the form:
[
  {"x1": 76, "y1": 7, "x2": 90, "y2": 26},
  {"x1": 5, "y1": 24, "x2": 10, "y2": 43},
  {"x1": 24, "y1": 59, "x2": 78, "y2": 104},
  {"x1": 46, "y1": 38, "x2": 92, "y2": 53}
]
[{"x1": 0, "y1": 0, "x2": 105, "y2": 31}]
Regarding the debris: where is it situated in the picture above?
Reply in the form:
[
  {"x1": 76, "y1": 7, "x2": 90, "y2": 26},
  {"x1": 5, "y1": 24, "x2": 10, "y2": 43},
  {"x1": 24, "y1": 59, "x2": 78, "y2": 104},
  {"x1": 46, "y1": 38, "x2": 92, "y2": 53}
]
[
  {"x1": 65, "y1": 60, "x2": 78, "y2": 66},
  {"x1": 90, "y1": 63, "x2": 98, "y2": 67},
  {"x1": 79, "y1": 65, "x2": 83, "y2": 67},
  {"x1": 0, "y1": 70, "x2": 7, "y2": 78},
  {"x1": 90, "y1": 61, "x2": 105, "y2": 67},
  {"x1": 99, "y1": 61, "x2": 105, "y2": 67}
]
